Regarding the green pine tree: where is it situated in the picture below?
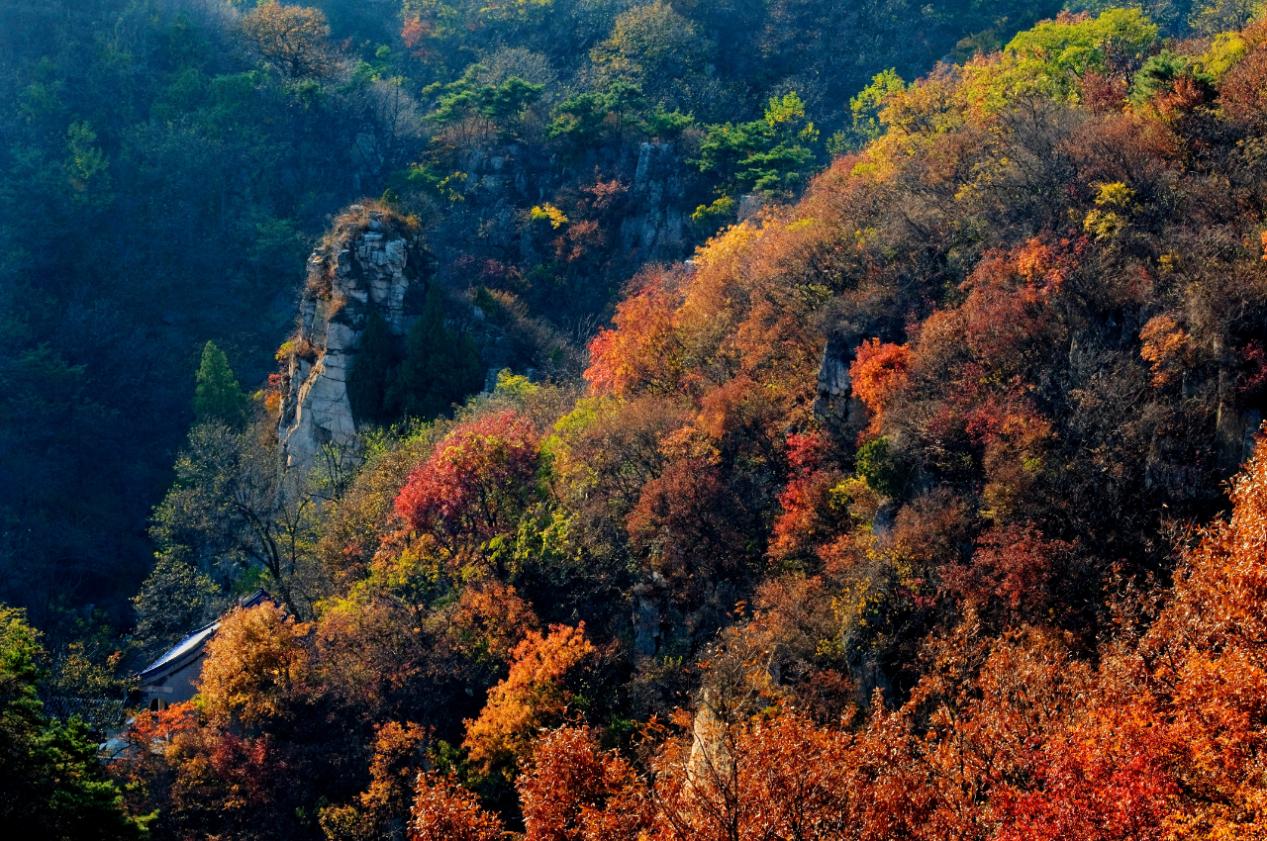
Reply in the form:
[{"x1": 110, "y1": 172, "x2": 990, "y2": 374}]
[
  {"x1": 347, "y1": 310, "x2": 398, "y2": 424},
  {"x1": 193, "y1": 341, "x2": 248, "y2": 427},
  {"x1": 386, "y1": 288, "x2": 484, "y2": 420},
  {"x1": 0, "y1": 606, "x2": 150, "y2": 838}
]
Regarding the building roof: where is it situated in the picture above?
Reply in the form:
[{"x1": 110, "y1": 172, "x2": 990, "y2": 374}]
[
  {"x1": 138, "y1": 622, "x2": 219, "y2": 681},
  {"x1": 138, "y1": 589, "x2": 274, "y2": 684}
]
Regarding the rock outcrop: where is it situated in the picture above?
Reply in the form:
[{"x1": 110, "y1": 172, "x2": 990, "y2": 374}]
[
  {"x1": 277, "y1": 204, "x2": 428, "y2": 474},
  {"x1": 454, "y1": 139, "x2": 690, "y2": 266},
  {"x1": 620, "y1": 141, "x2": 687, "y2": 259},
  {"x1": 814, "y1": 334, "x2": 859, "y2": 429}
]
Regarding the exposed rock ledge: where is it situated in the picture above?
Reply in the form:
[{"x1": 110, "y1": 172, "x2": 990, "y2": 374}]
[{"x1": 277, "y1": 204, "x2": 428, "y2": 474}]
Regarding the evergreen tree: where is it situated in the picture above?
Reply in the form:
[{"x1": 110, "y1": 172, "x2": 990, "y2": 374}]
[
  {"x1": 347, "y1": 310, "x2": 398, "y2": 425},
  {"x1": 193, "y1": 341, "x2": 248, "y2": 428},
  {"x1": 386, "y1": 288, "x2": 484, "y2": 421},
  {"x1": 0, "y1": 606, "x2": 148, "y2": 839}
]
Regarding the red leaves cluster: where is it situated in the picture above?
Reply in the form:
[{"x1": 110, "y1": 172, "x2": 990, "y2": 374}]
[
  {"x1": 956, "y1": 246, "x2": 1064, "y2": 370},
  {"x1": 993, "y1": 703, "x2": 1179, "y2": 841},
  {"x1": 517, "y1": 726, "x2": 649, "y2": 841},
  {"x1": 625, "y1": 455, "x2": 735, "y2": 586},
  {"x1": 394, "y1": 409, "x2": 539, "y2": 540},
  {"x1": 584, "y1": 268, "x2": 682, "y2": 396},
  {"x1": 944, "y1": 523, "x2": 1075, "y2": 618},
  {"x1": 114, "y1": 702, "x2": 294, "y2": 838},
  {"x1": 768, "y1": 431, "x2": 843, "y2": 563}
]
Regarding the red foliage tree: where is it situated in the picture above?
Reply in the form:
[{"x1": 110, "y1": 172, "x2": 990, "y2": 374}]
[
  {"x1": 993, "y1": 702, "x2": 1178, "y2": 841},
  {"x1": 584, "y1": 268, "x2": 682, "y2": 396},
  {"x1": 517, "y1": 725, "x2": 649, "y2": 841},
  {"x1": 625, "y1": 452, "x2": 751, "y2": 594},
  {"x1": 768, "y1": 431, "x2": 845, "y2": 564},
  {"x1": 394, "y1": 409, "x2": 539, "y2": 545},
  {"x1": 942, "y1": 523, "x2": 1077, "y2": 624},
  {"x1": 849, "y1": 338, "x2": 911, "y2": 429},
  {"x1": 1136, "y1": 432, "x2": 1267, "y2": 835}
]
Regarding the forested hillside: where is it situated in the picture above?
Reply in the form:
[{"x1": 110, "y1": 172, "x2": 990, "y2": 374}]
[
  {"x1": 7, "y1": 1, "x2": 1267, "y2": 839},
  {"x1": 0, "y1": 0, "x2": 1068, "y2": 637}
]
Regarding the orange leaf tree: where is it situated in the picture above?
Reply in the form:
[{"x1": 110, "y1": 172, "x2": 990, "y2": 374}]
[{"x1": 464, "y1": 623, "x2": 597, "y2": 777}]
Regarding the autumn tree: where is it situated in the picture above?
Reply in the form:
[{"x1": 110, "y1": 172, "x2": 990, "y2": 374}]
[
  {"x1": 320, "y1": 721, "x2": 429, "y2": 841},
  {"x1": 464, "y1": 623, "x2": 597, "y2": 777},
  {"x1": 314, "y1": 589, "x2": 431, "y2": 716},
  {"x1": 241, "y1": 1, "x2": 335, "y2": 79},
  {"x1": 1135, "y1": 432, "x2": 1267, "y2": 835},
  {"x1": 768, "y1": 431, "x2": 846, "y2": 564},
  {"x1": 942, "y1": 523, "x2": 1081, "y2": 627},
  {"x1": 517, "y1": 725, "x2": 650, "y2": 841},
  {"x1": 394, "y1": 409, "x2": 540, "y2": 554},
  {"x1": 198, "y1": 602, "x2": 312, "y2": 729},
  {"x1": 438, "y1": 579, "x2": 539, "y2": 674},
  {"x1": 409, "y1": 771, "x2": 504, "y2": 841},
  {"x1": 848, "y1": 338, "x2": 911, "y2": 431},
  {"x1": 583, "y1": 268, "x2": 683, "y2": 396}
]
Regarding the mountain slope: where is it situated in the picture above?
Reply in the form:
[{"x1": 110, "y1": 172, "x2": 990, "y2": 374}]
[{"x1": 102, "y1": 9, "x2": 1267, "y2": 841}]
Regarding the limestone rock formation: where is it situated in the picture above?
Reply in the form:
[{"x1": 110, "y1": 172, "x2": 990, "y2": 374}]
[{"x1": 277, "y1": 204, "x2": 428, "y2": 473}]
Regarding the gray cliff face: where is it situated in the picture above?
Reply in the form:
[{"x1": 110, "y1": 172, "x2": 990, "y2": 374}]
[
  {"x1": 814, "y1": 335, "x2": 854, "y2": 424},
  {"x1": 455, "y1": 140, "x2": 689, "y2": 265},
  {"x1": 277, "y1": 205, "x2": 426, "y2": 473},
  {"x1": 620, "y1": 141, "x2": 687, "y2": 259}
]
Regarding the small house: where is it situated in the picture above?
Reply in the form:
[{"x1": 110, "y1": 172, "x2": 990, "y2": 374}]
[{"x1": 137, "y1": 590, "x2": 273, "y2": 712}]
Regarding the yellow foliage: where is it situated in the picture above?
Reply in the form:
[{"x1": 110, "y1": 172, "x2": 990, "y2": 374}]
[
  {"x1": 529, "y1": 203, "x2": 569, "y2": 229},
  {"x1": 1093, "y1": 180, "x2": 1134, "y2": 208},
  {"x1": 1083, "y1": 208, "x2": 1126, "y2": 239},
  {"x1": 198, "y1": 602, "x2": 311, "y2": 728},
  {"x1": 1139, "y1": 314, "x2": 1191, "y2": 387},
  {"x1": 1198, "y1": 31, "x2": 1249, "y2": 81}
]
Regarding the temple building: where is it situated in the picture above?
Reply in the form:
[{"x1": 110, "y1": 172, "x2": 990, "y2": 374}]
[{"x1": 137, "y1": 590, "x2": 273, "y2": 712}]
